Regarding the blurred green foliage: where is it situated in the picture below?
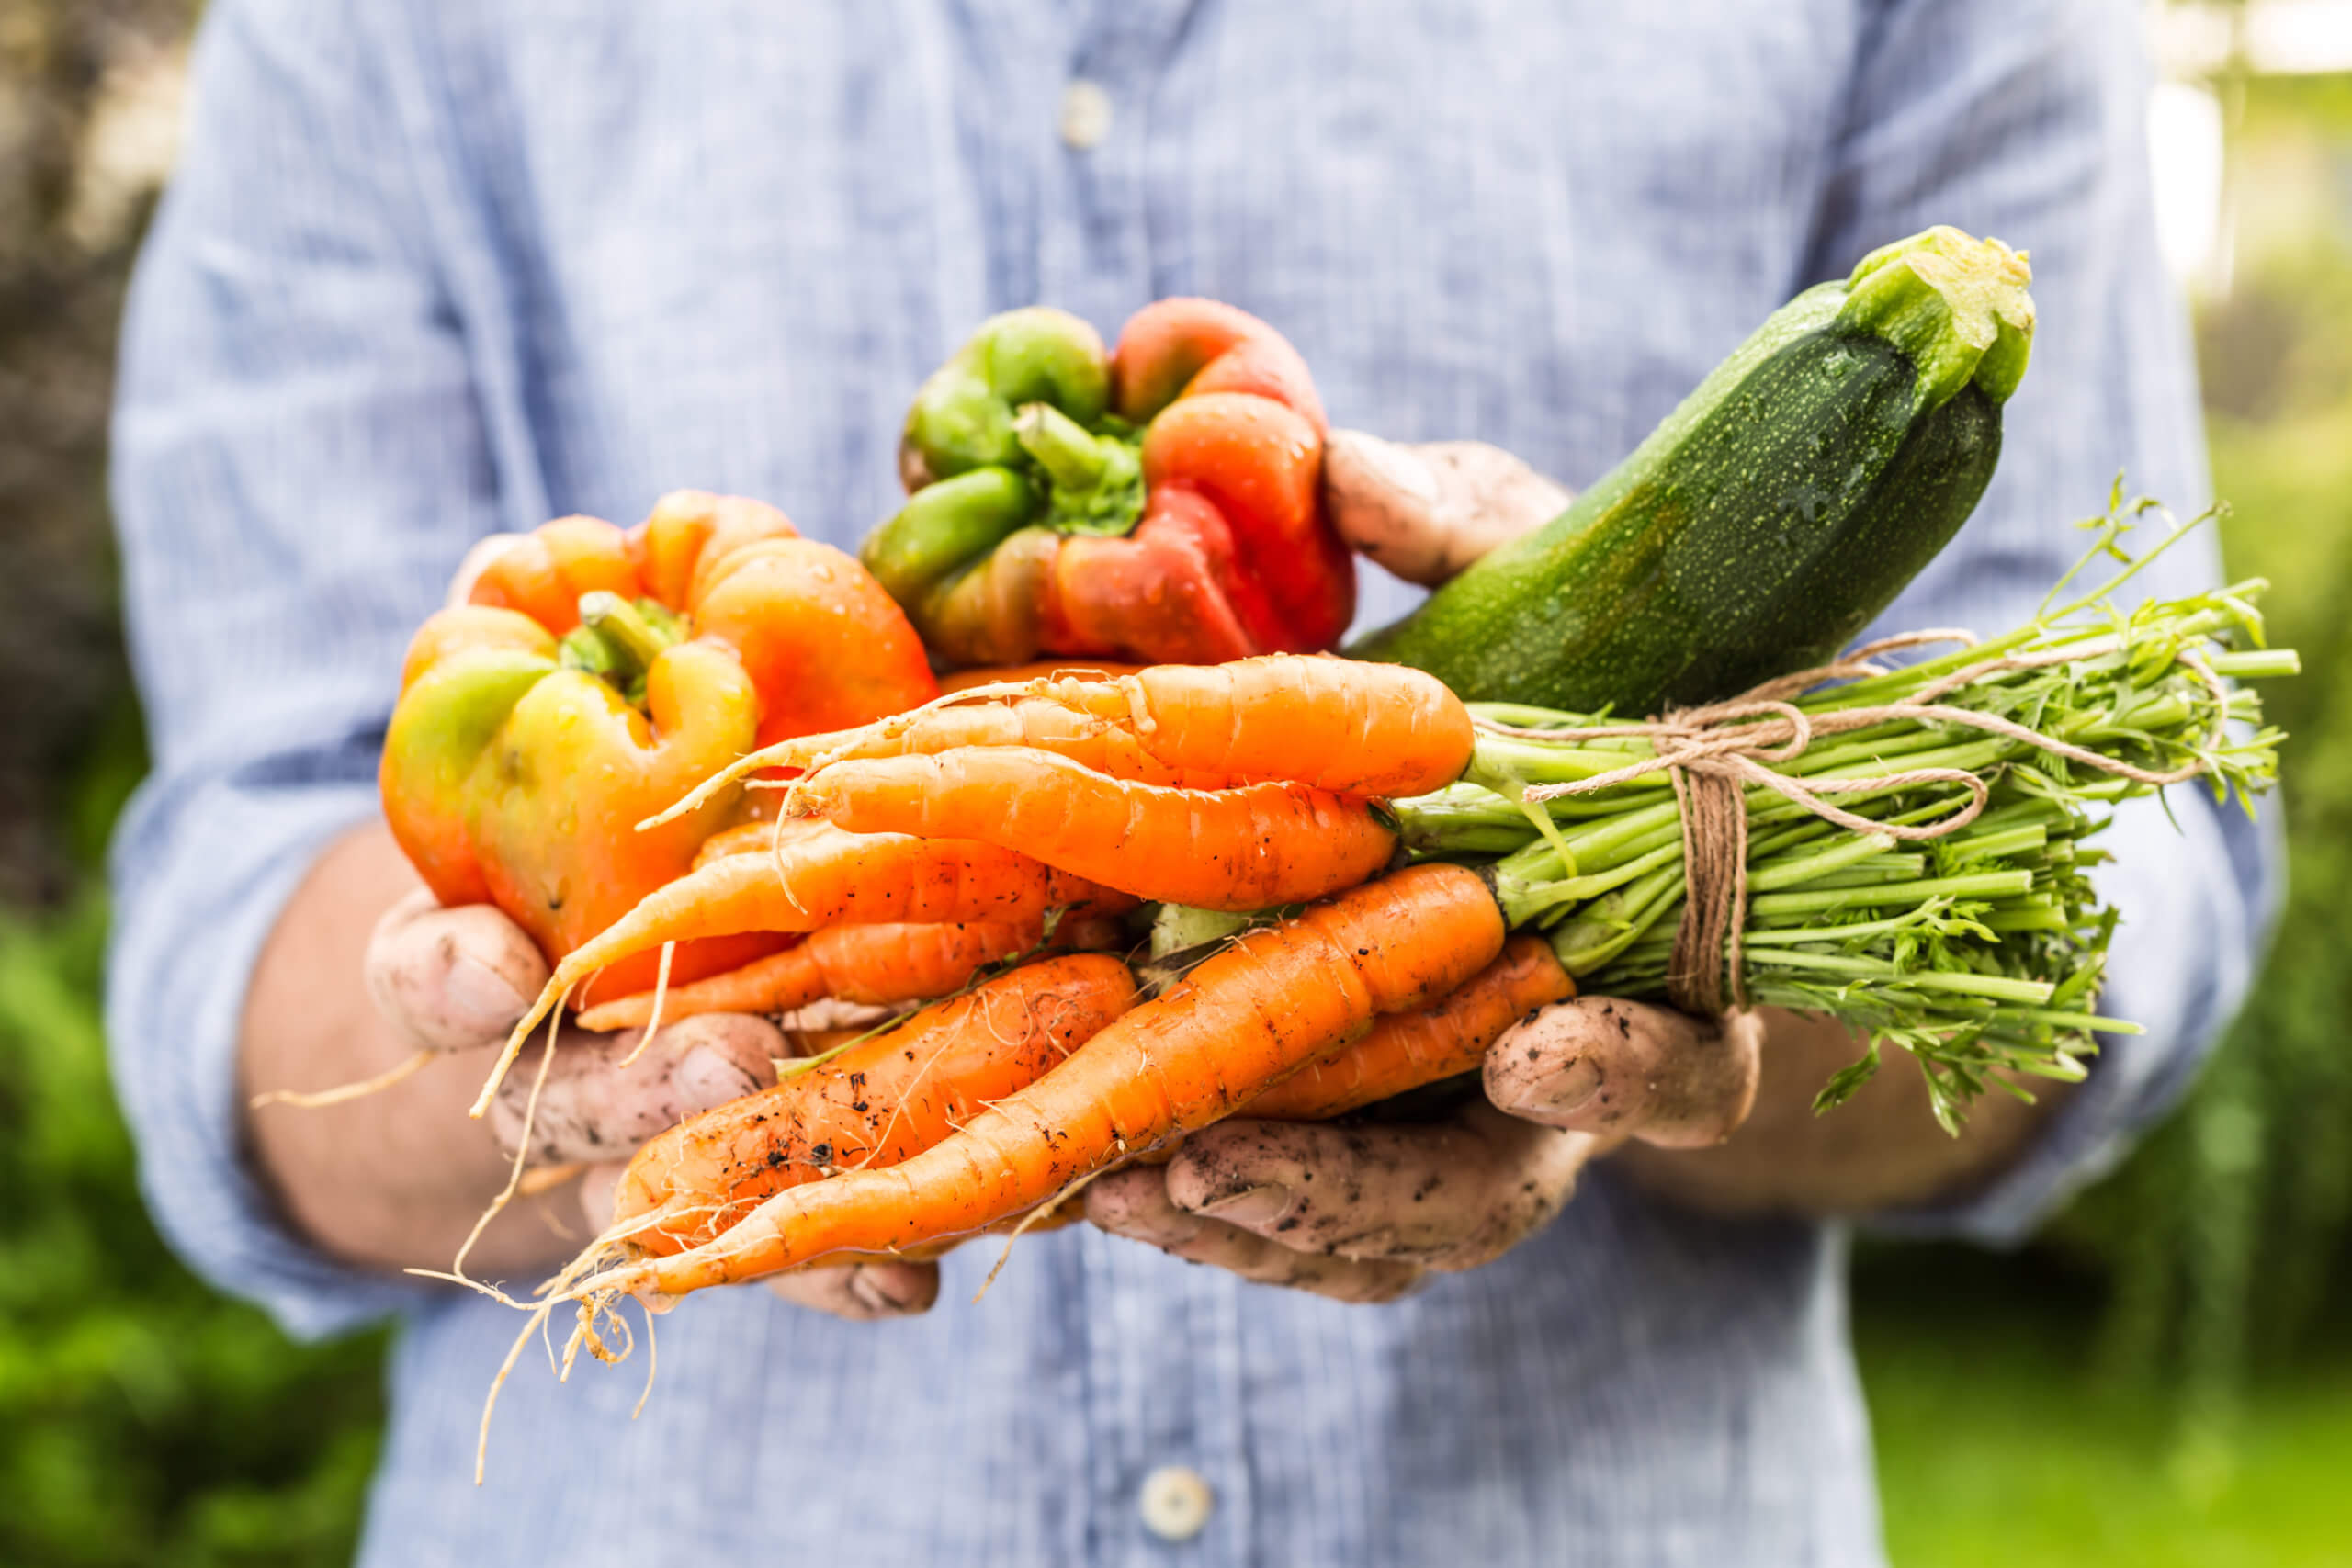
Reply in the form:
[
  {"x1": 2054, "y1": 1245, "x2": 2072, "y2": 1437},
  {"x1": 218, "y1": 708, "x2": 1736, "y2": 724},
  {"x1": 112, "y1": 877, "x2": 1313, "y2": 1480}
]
[
  {"x1": 0, "y1": 0, "x2": 194, "y2": 907},
  {"x1": 2052, "y1": 70, "x2": 2352, "y2": 1463},
  {"x1": 1859, "y1": 69, "x2": 2352, "y2": 1555},
  {"x1": 0, "y1": 3, "x2": 392, "y2": 1560},
  {"x1": 1859, "y1": 1247, "x2": 2352, "y2": 1568},
  {"x1": 0, "y1": 713, "x2": 388, "y2": 1567}
]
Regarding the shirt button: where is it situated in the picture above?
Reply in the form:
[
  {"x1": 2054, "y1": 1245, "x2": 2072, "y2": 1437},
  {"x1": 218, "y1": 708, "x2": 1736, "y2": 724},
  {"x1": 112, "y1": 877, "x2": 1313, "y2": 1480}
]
[
  {"x1": 1136, "y1": 1464, "x2": 1214, "y2": 1542},
  {"x1": 1059, "y1": 78, "x2": 1114, "y2": 151}
]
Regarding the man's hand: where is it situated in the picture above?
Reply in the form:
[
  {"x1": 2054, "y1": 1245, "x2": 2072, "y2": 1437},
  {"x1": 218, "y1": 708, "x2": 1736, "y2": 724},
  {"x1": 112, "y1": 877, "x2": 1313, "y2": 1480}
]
[
  {"x1": 1086, "y1": 1003, "x2": 1761, "y2": 1301},
  {"x1": 1087, "y1": 990, "x2": 2065, "y2": 1300},
  {"x1": 1322, "y1": 430, "x2": 1566, "y2": 585},
  {"x1": 243, "y1": 825, "x2": 936, "y2": 1319},
  {"x1": 364, "y1": 885, "x2": 943, "y2": 1319}
]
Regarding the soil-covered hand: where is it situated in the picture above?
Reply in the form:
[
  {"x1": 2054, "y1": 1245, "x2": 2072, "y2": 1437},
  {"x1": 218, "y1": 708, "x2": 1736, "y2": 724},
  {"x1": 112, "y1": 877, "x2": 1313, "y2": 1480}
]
[
  {"x1": 362, "y1": 888, "x2": 938, "y2": 1319},
  {"x1": 1085, "y1": 1000, "x2": 1758, "y2": 1302}
]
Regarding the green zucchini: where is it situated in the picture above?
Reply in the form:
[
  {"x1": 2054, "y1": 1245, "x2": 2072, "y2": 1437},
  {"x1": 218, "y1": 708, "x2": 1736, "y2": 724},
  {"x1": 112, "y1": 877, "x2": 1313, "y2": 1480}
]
[{"x1": 1351, "y1": 226, "x2": 2035, "y2": 713}]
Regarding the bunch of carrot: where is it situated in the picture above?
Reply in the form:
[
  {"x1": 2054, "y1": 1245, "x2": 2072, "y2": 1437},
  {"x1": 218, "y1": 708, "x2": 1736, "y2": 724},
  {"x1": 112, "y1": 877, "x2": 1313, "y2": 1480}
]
[
  {"x1": 463, "y1": 657, "x2": 1605, "y2": 1312},
  {"x1": 565, "y1": 859, "x2": 1527, "y2": 1299}
]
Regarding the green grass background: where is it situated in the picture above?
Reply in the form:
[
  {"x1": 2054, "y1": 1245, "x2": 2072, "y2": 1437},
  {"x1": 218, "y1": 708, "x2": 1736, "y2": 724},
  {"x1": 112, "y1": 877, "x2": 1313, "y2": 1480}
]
[{"x1": 1860, "y1": 1248, "x2": 2352, "y2": 1568}]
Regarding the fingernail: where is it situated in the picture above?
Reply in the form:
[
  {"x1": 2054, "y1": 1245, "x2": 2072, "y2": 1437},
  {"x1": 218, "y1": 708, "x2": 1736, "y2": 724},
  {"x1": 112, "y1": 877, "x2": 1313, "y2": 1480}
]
[
  {"x1": 847, "y1": 1267, "x2": 909, "y2": 1315},
  {"x1": 673, "y1": 1045, "x2": 760, "y2": 1111},
  {"x1": 1196, "y1": 1182, "x2": 1294, "y2": 1227},
  {"x1": 443, "y1": 953, "x2": 529, "y2": 1032},
  {"x1": 1528, "y1": 1056, "x2": 1602, "y2": 1117}
]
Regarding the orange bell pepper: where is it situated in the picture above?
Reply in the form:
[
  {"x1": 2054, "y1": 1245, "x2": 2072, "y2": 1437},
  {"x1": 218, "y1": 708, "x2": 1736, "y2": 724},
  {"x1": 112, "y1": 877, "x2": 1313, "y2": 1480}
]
[{"x1": 381, "y1": 491, "x2": 937, "y2": 1001}]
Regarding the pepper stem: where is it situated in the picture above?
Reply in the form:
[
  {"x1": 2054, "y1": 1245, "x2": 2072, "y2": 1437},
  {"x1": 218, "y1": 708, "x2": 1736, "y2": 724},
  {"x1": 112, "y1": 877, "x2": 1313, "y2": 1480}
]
[
  {"x1": 577, "y1": 592, "x2": 673, "y2": 684},
  {"x1": 1011, "y1": 401, "x2": 1147, "y2": 536},
  {"x1": 1013, "y1": 401, "x2": 1114, "y2": 491}
]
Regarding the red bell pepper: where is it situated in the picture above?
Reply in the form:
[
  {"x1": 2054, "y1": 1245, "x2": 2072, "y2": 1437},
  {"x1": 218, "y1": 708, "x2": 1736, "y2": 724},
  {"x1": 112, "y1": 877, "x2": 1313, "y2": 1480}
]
[{"x1": 860, "y1": 299, "x2": 1354, "y2": 667}]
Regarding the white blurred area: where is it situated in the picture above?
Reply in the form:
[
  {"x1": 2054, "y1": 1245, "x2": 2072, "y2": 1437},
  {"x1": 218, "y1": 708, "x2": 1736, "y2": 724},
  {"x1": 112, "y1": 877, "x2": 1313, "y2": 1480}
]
[
  {"x1": 2159, "y1": 0, "x2": 2352, "y2": 74},
  {"x1": 2149, "y1": 0, "x2": 2352, "y2": 293},
  {"x1": 2151, "y1": 78, "x2": 2231, "y2": 292}
]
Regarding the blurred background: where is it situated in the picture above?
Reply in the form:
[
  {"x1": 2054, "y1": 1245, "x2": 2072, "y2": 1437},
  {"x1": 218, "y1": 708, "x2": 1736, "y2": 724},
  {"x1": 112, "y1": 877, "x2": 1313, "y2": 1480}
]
[{"x1": 2, "y1": 2, "x2": 2346, "y2": 1563}]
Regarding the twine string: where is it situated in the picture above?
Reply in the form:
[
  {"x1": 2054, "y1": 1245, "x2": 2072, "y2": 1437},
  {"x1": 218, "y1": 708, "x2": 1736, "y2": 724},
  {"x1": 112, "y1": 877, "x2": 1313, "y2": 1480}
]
[
  {"x1": 1664, "y1": 766, "x2": 1748, "y2": 1014},
  {"x1": 1485, "y1": 637, "x2": 2232, "y2": 1016}
]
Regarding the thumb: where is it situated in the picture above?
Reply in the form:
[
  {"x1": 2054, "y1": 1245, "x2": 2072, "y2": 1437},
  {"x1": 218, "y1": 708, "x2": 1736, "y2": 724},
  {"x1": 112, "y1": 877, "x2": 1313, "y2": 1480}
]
[
  {"x1": 1323, "y1": 431, "x2": 1567, "y2": 586},
  {"x1": 363, "y1": 890, "x2": 551, "y2": 1054},
  {"x1": 1484, "y1": 998, "x2": 1761, "y2": 1149}
]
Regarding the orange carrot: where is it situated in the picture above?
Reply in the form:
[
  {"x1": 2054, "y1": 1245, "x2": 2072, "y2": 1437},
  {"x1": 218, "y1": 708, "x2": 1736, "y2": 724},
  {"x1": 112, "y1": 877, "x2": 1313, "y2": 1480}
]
[
  {"x1": 473, "y1": 824, "x2": 1124, "y2": 1116},
  {"x1": 1238, "y1": 935, "x2": 1574, "y2": 1121},
  {"x1": 792, "y1": 748, "x2": 1397, "y2": 911},
  {"x1": 690, "y1": 818, "x2": 810, "y2": 868},
  {"x1": 1045, "y1": 656, "x2": 1476, "y2": 796},
  {"x1": 797, "y1": 700, "x2": 1227, "y2": 788},
  {"x1": 592, "y1": 863, "x2": 1503, "y2": 1297},
  {"x1": 647, "y1": 654, "x2": 1471, "y2": 829},
  {"x1": 611, "y1": 953, "x2": 1137, "y2": 1253},
  {"x1": 938, "y1": 660, "x2": 1147, "y2": 693},
  {"x1": 576, "y1": 919, "x2": 1042, "y2": 1031}
]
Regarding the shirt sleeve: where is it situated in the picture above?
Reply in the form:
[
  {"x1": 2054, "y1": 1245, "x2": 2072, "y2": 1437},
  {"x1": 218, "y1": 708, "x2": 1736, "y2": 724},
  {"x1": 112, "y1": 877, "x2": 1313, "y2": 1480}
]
[
  {"x1": 106, "y1": 0, "x2": 502, "y2": 1337},
  {"x1": 1798, "y1": 0, "x2": 2282, "y2": 1239}
]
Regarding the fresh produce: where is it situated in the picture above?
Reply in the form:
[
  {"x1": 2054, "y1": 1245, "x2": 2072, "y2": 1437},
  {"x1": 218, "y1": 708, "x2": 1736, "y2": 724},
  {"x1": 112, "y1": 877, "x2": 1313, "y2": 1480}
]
[
  {"x1": 481, "y1": 497, "x2": 2291, "y2": 1333},
  {"x1": 860, "y1": 299, "x2": 1353, "y2": 667},
  {"x1": 419, "y1": 236, "x2": 2291, "y2": 1374},
  {"x1": 688, "y1": 687, "x2": 1238, "y2": 791},
  {"x1": 560, "y1": 655, "x2": 1471, "y2": 1039},
  {"x1": 611, "y1": 953, "x2": 1138, "y2": 1254},
  {"x1": 1385, "y1": 525, "x2": 2290, "y2": 1128},
  {"x1": 656, "y1": 653, "x2": 1476, "y2": 812},
  {"x1": 381, "y1": 491, "x2": 935, "y2": 1001},
  {"x1": 735, "y1": 525, "x2": 2285, "y2": 1093},
  {"x1": 471, "y1": 822, "x2": 1128, "y2": 1116},
  {"x1": 1353, "y1": 225, "x2": 2035, "y2": 713},
  {"x1": 591, "y1": 863, "x2": 1503, "y2": 1298}
]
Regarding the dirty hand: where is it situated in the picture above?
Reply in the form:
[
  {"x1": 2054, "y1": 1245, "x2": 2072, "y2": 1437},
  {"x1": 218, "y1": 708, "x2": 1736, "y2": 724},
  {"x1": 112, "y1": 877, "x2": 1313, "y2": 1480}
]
[
  {"x1": 1085, "y1": 1002, "x2": 1760, "y2": 1302},
  {"x1": 1321, "y1": 429, "x2": 1568, "y2": 586},
  {"x1": 362, "y1": 888, "x2": 939, "y2": 1320}
]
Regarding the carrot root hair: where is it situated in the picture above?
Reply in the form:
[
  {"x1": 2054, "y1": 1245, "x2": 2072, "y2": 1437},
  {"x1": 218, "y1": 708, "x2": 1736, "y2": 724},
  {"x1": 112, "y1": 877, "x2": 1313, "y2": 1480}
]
[
  {"x1": 611, "y1": 942, "x2": 675, "y2": 1068},
  {"x1": 247, "y1": 1046, "x2": 434, "y2": 1111}
]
